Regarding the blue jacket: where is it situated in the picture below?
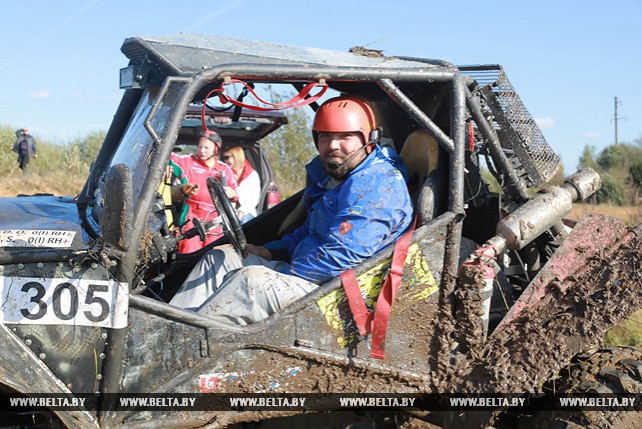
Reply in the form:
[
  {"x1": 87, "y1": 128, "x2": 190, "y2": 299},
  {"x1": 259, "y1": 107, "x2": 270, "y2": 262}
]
[{"x1": 265, "y1": 145, "x2": 413, "y2": 284}]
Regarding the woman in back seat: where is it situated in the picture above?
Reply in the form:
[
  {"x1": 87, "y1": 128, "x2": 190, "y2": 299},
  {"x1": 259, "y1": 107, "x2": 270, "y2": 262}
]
[{"x1": 221, "y1": 146, "x2": 261, "y2": 223}]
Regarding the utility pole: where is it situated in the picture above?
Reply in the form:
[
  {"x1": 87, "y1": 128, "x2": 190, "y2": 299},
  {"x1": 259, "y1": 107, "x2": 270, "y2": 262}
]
[{"x1": 614, "y1": 96, "x2": 620, "y2": 145}]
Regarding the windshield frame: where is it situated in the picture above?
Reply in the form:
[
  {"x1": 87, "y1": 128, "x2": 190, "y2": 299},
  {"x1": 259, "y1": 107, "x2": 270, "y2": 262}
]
[{"x1": 88, "y1": 80, "x2": 191, "y2": 234}]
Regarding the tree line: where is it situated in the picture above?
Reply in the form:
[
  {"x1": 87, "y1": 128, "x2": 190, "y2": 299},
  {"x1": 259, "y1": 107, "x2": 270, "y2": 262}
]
[
  {"x1": 2, "y1": 114, "x2": 640, "y2": 206},
  {"x1": 578, "y1": 137, "x2": 642, "y2": 205}
]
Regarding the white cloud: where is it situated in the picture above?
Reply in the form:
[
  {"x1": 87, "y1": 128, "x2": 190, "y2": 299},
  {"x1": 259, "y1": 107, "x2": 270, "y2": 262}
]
[
  {"x1": 86, "y1": 95, "x2": 121, "y2": 102},
  {"x1": 535, "y1": 117, "x2": 556, "y2": 129},
  {"x1": 69, "y1": 91, "x2": 121, "y2": 102},
  {"x1": 28, "y1": 90, "x2": 51, "y2": 99},
  {"x1": 582, "y1": 131, "x2": 601, "y2": 140}
]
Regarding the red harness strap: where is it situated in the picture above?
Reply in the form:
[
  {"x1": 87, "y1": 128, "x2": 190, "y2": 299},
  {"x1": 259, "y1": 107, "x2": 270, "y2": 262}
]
[
  {"x1": 339, "y1": 220, "x2": 415, "y2": 359},
  {"x1": 339, "y1": 269, "x2": 372, "y2": 337}
]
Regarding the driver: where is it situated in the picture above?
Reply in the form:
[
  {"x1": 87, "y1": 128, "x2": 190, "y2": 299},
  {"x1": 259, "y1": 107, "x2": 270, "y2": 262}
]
[
  {"x1": 170, "y1": 96, "x2": 413, "y2": 325},
  {"x1": 170, "y1": 130, "x2": 238, "y2": 253}
]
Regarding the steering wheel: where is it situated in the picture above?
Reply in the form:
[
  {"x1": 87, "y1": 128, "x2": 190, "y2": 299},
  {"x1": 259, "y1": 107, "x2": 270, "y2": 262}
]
[{"x1": 206, "y1": 177, "x2": 248, "y2": 258}]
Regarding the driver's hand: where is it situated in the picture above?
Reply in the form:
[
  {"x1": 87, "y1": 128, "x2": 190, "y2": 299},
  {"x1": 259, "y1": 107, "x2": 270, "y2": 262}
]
[
  {"x1": 247, "y1": 244, "x2": 272, "y2": 260},
  {"x1": 223, "y1": 186, "x2": 237, "y2": 200}
]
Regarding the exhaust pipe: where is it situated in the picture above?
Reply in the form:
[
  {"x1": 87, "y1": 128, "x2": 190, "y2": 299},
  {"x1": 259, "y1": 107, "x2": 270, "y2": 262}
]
[{"x1": 484, "y1": 167, "x2": 601, "y2": 257}]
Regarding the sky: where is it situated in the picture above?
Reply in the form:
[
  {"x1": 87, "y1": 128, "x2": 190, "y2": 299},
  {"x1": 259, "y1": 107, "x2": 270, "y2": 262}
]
[{"x1": 1, "y1": 0, "x2": 641, "y2": 174}]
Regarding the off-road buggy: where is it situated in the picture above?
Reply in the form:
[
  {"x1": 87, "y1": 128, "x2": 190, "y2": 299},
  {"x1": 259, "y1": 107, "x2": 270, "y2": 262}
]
[{"x1": 1, "y1": 34, "x2": 641, "y2": 429}]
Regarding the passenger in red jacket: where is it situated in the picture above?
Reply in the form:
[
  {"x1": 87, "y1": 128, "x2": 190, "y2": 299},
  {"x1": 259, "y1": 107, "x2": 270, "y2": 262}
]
[{"x1": 170, "y1": 131, "x2": 238, "y2": 253}]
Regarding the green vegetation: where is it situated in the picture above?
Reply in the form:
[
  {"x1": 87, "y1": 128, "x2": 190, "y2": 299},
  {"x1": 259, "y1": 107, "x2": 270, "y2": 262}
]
[
  {"x1": 0, "y1": 93, "x2": 316, "y2": 199},
  {"x1": 579, "y1": 138, "x2": 642, "y2": 206},
  {"x1": 576, "y1": 140, "x2": 642, "y2": 347},
  {"x1": 260, "y1": 92, "x2": 317, "y2": 198},
  {"x1": 0, "y1": 123, "x2": 104, "y2": 196},
  {"x1": 605, "y1": 311, "x2": 642, "y2": 347}
]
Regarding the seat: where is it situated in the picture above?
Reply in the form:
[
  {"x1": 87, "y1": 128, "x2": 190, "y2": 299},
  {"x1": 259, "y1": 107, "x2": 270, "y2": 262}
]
[{"x1": 399, "y1": 129, "x2": 445, "y2": 223}]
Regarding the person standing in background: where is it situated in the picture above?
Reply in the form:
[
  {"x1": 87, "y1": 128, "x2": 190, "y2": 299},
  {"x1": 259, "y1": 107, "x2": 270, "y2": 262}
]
[{"x1": 13, "y1": 128, "x2": 37, "y2": 175}]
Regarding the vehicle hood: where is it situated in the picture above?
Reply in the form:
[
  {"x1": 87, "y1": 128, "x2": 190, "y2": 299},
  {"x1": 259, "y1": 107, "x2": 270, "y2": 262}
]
[{"x1": 0, "y1": 195, "x2": 88, "y2": 250}]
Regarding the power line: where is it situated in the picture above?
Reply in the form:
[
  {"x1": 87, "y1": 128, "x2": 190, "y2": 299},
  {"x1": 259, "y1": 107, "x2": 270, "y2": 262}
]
[{"x1": 614, "y1": 96, "x2": 621, "y2": 145}]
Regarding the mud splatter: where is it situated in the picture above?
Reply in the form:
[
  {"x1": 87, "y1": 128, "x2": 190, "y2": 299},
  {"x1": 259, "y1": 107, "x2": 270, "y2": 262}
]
[
  {"x1": 453, "y1": 264, "x2": 488, "y2": 354},
  {"x1": 442, "y1": 227, "x2": 642, "y2": 395}
]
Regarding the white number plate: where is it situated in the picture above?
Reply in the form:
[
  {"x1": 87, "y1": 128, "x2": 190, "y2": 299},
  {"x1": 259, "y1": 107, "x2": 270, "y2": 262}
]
[
  {"x1": 0, "y1": 277, "x2": 129, "y2": 328},
  {"x1": 0, "y1": 230, "x2": 76, "y2": 248}
]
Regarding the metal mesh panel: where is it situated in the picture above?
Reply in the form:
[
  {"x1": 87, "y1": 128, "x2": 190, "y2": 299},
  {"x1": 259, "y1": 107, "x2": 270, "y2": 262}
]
[{"x1": 460, "y1": 65, "x2": 561, "y2": 187}]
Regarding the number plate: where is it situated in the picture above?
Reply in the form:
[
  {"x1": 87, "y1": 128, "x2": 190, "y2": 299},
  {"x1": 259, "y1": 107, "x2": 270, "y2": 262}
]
[
  {"x1": 0, "y1": 277, "x2": 129, "y2": 328},
  {"x1": 0, "y1": 230, "x2": 76, "y2": 248}
]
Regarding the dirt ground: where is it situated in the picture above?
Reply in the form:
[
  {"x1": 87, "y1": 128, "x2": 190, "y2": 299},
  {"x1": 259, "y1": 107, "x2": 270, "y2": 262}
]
[{"x1": 0, "y1": 174, "x2": 85, "y2": 197}]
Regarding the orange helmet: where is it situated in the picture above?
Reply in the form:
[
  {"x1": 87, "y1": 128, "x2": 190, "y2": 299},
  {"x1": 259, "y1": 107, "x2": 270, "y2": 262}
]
[{"x1": 312, "y1": 96, "x2": 376, "y2": 146}]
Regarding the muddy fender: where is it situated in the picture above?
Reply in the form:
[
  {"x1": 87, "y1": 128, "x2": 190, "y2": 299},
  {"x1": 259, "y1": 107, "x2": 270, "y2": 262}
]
[
  {"x1": 100, "y1": 163, "x2": 133, "y2": 251},
  {"x1": 448, "y1": 214, "x2": 642, "y2": 394}
]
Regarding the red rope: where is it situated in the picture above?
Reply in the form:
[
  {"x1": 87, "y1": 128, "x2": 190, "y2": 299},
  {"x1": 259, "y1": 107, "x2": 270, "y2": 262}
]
[{"x1": 201, "y1": 79, "x2": 328, "y2": 132}]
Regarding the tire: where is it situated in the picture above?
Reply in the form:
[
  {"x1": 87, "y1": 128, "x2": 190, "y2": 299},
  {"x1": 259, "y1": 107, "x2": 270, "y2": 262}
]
[{"x1": 515, "y1": 347, "x2": 642, "y2": 429}]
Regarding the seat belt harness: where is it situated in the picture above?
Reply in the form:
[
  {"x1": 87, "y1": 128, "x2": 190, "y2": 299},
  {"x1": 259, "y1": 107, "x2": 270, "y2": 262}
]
[{"x1": 340, "y1": 219, "x2": 415, "y2": 359}]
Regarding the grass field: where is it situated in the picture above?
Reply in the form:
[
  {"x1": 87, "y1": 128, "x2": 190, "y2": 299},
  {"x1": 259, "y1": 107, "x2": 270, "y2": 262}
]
[
  {"x1": 0, "y1": 171, "x2": 86, "y2": 197},
  {"x1": 569, "y1": 203, "x2": 642, "y2": 227}
]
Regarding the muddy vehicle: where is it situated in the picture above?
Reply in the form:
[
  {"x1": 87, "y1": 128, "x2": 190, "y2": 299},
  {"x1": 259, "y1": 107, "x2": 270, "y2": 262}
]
[{"x1": 1, "y1": 34, "x2": 641, "y2": 429}]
